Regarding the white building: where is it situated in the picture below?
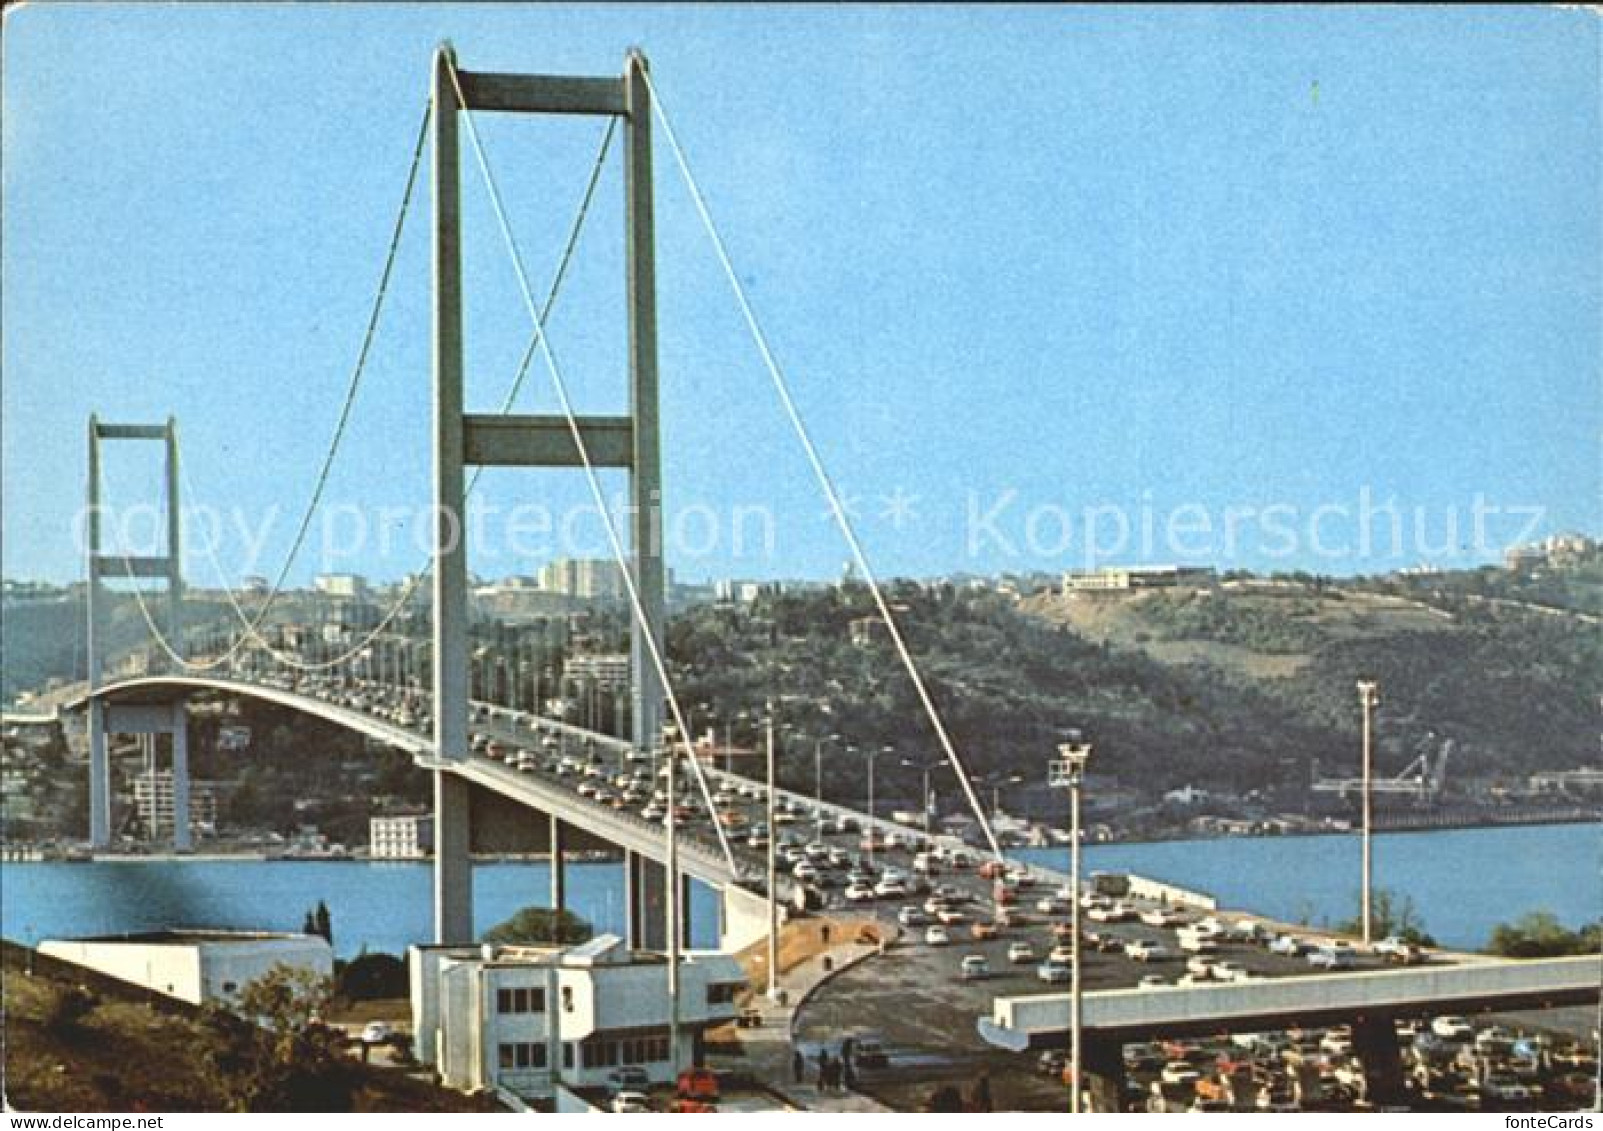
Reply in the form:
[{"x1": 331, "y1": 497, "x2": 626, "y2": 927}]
[
  {"x1": 39, "y1": 930, "x2": 333, "y2": 1006},
  {"x1": 130, "y1": 770, "x2": 223, "y2": 838},
  {"x1": 562, "y1": 653, "x2": 631, "y2": 691},
  {"x1": 1063, "y1": 565, "x2": 1217, "y2": 593},
  {"x1": 313, "y1": 573, "x2": 368, "y2": 599},
  {"x1": 411, "y1": 935, "x2": 744, "y2": 1103},
  {"x1": 538, "y1": 559, "x2": 625, "y2": 601},
  {"x1": 370, "y1": 812, "x2": 434, "y2": 859}
]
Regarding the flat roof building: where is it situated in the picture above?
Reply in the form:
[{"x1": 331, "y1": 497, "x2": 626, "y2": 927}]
[
  {"x1": 410, "y1": 934, "x2": 745, "y2": 1103},
  {"x1": 39, "y1": 929, "x2": 333, "y2": 1006}
]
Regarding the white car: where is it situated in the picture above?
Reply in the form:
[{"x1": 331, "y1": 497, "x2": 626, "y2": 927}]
[
  {"x1": 1212, "y1": 961, "x2": 1251, "y2": 983},
  {"x1": 1185, "y1": 955, "x2": 1220, "y2": 979},
  {"x1": 1138, "y1": 974, "x2": 1168, "y2": 988},
  {"x1": 1006, "y1": 941, "x2": 1037, "y2": 964},
  {"x1": 874, "y1": 879, "x2": 908, "y2": 898},
  {"x1": 1124, "y1": 939, "x2": 1173, "y2": 962},
  {"x1": 936, "y1": 907, "x2": 967, "y2": 926},
  {"x1": 611, "y1": 1091, "x2": 651, "y2": 1113},
  {"x1": 1037, "y1": 959, "x2": 1071, "y2": 984},
  {"x1": 844, "y1": 882, "x2": 876, "y2": 902},
  {"x1": 1267, "y1": 934, "x2": 1305, "y2": 957},
  {"x1": 360, "y1": 1021, "x2": 393, "y2": 1045},
  {"x1": 925, "y1": 925, "x2": 951, "y2": 946},
  {"x1": 793, "y1": 861, "x2": 819, "y2": 882},
  {"x1": 960, "y1": 954, "x2": 991, "y2": 981},
  {"x1": 1431, "y1": 1015, "x2": 1475, "y2": 1042},
  {"x1": 1141, "y1": 908, "x2": 1185, "y2": 928},
  {"x1": 1036, "y1": 897, "x2": 1071, "y2": 915}
]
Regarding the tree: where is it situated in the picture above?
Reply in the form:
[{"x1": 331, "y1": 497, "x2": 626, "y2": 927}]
[
  {"x1": 305, "y1": 901, "x2": 332, "y2": 946},
  {"x1": 1337, "y1": 889, "x2": 1436, "y2": 947},
  {"x1": 336, "y1": 952, "x2": 408, "y2": 1002},
  {"x1": 206, "y1": 963, "x2": 351, "y2": 1112},
  {"x1": 481, "y1": 906, "x2": 592, "y2": 946},
  {"x1": 1487, "y1": 912, "x2": 1601, "y2": 958}
]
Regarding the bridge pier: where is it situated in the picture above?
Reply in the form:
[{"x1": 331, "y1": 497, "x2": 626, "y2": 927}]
[
  {"x1": 171, "y1": 701, "x2": 191, "y2": 853},
  {"x1": 549, "y1": 814, "x2": 566, "y2": 913},
  {"x1": 1081, "y1": 1035, "x2": 1128, "y2": 1112},
  {"x1": 1353, "y1": 1013, "x2": 1406, "y2": 1107},
  {"x1": 434, "y1": 771, "x2": 474, "y2": 944},
  {"x1": 88, "y1": 699, "x2": 110, "y2": 849}
]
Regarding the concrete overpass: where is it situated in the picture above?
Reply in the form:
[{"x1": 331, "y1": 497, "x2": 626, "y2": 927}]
[{"x1": 980, "y1": 955, "x2": 1602, "y2": 1108}]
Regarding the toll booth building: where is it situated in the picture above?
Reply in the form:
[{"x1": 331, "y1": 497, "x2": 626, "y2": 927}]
[{"x1": 410, "y1": 934, "x2": 745, "y2": 1102}]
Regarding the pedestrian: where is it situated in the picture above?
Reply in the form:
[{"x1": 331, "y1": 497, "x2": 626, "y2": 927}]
[
  {"x1": 827, "y1": 1058, "x2": 841, "y2": 1092},
  {"x1": 841, "y1": 1057, "x2": 857, "y2": 1092},
  {"x1": 816, "y1": 1049, "x2": 831, "y2": 1090},
  {"x1": 792, "y1": 1048, "x2": 805, "y2": 1085},
  {"x1": 841, "y1": 1035, "x2": 855, "y2": 1069},
  {"x1": 967, "y1": 1071, "x2": 992, "y2": 1112}
]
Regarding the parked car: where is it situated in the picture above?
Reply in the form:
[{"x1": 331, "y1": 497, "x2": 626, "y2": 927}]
[
  {"x1": 607, "y1": 1065, "x2": 652, "y2": 1095},
  {"x1": 925, "y1": 925, "x2": 951, "y2": 946},
  {"x1": 611, "y1": 1091, "x2": 651, "y2": 1113},
  {"x1": 852, "y1": 1034, "x2": 889, "y2": 1068},
  {"x1": 960, "y1": 954, "x2": 991, "y2": 981},
  {"x1": 1431, "y1": 1015, "x2": 1475, "y2": 1042},
  {"x1": 676, "y1": 1067, "x2": 720, "y2": 1102},
  {"x1": 898, "y1": 906, "x2": 928, "y2": 928}
]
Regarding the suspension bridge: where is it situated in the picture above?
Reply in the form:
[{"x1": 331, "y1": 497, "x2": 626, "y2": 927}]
[{"x1": 56, "y1": 46, "x2": 1010, "y2": 957}]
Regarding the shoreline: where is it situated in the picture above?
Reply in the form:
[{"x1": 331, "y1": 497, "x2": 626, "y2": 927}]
[{"x1": 5, "y1": 812, "x2": 1596, "y2": 864}]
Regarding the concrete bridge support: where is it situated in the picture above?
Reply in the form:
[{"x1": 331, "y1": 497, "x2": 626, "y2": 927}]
[
  {"x1": 1081, "y1": 1036, "x2": 1128, "y2": 1113},
  {"x1": 93, "y1": 699, "x2": 191, "y2": 851},
  {"x1": 550, "y1": 813, "x2": 566, "y2": 913},
  {"x1": 434, "y1": 771, "x2": 474, "y2": 943},
  {"x1": 1353, "y1": 1013, "x2": 1406, "y2": 1107},
  {"x1": 624, "y1": 851, "x2": 696, "y2": 951},
  {"x1": 88, "y1": 700, "x2": 111, "y2": 848}
]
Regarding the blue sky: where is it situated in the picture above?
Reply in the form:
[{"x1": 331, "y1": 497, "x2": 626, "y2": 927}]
[{"x1": 4, "y1": 5, "x2": 1598, "y2": 586}]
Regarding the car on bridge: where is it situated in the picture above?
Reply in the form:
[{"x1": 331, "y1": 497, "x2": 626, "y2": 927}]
[
  {"x1": 1036, "y1": 959, "x2": 1071, "y2": 984},
  {"x1": 1006, "y1": 941, "x2": 1036, "y2": 964},
  {"x1": 1125, "y1": 940, "x2": 1174, "y2": 963},
  {"x1": 924, "y1": 926, "x2": 951, "y2": 946},
  {"x1": 1307, "y1": 947, "x2": 1355, "y2": 971},
  {"x1": 960, "y1": 954, "x2": 991, "y2": 981}
]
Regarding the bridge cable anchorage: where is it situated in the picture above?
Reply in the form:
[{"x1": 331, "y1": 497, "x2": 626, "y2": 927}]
[
  {"x1": 444, "y1": 58, "x2": 741, "y2": 878},
  {"x1": 642, "y1": 69, "x2": 1006, "y2": 863},
  {"x1": 132, "y1": 114, "x2": 617, "y2": 675}
]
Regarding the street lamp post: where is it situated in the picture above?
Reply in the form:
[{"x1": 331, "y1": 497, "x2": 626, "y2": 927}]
[
  {"x1": 765, "y1": 703, "x2": 780, "y2": 1000},
  {"x1": 664, "y1": 721, "x2": 682, "y2": 1075},
  {"x1": 1051, "y1": 740, "x2": 1093, "y2": 1114},
  {"x1": 1357, "y1": 680, "x2": 1380, "y2": 946}
]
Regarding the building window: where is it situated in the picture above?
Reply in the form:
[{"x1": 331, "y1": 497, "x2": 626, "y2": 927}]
[
  {"x1": 496, "y1": 986, "x2": 546, "y2": 1014},
  {"x1": 618, "y1": 1033, "x2": 670, "y2": 1064},
  {"x1": 561, "y1": 986, "x2": 574, "y2": 1012},
  {"x1": 221, "y1": 981, "x2": 238, "y2": 994},
  {"x1": 707, "y1": 982, "x2": 738, "y2": 1005},
  {"x1": 562, "y1": 1043, "x2": 575, "y2": 1070},
  {"x1": 498, "y1": 1042, "x2": 547, "y2": 1070}
]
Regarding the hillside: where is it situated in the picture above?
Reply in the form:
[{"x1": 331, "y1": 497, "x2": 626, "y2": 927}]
[
  {"x1": 0, "y1": 941, "x2": 496, "y2": 1112},
  {"x1": 670, "y1": 574, "x2": 1599, "y2": 806}
]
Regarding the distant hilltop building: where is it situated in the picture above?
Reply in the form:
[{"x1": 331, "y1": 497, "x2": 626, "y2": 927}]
[
  {"x1": 39, "y1": 929, "x2": 333, "y2": 1007},
  {"x1": 1062, "y1": 565, "x2": 1217, "y2": 593},
  {"x1": 313, "y1": 572, "x2": 368, "y2": 599},
  {"x1": 539, "y1": 558, "x2": 626, "y2": 601},
  {"x1": 1505, "y1": 533, "x2": 1596, "y2": 572},
  {"x1": 714, "y1": 579, "x2": 782, "y2": 604}
]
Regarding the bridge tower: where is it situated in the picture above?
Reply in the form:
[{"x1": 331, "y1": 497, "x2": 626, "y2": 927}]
[
  {"x1": 85, "y1": 415, "x2": 190, "y2": 851},
  {"x1": 430, "y1": 47, "x2": 666, "y2": 942}
]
